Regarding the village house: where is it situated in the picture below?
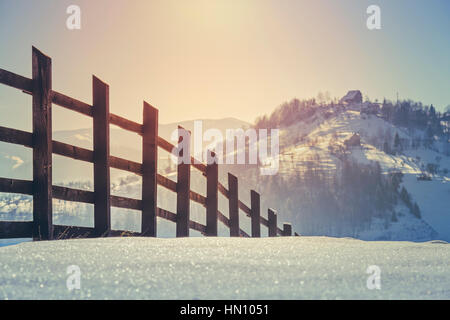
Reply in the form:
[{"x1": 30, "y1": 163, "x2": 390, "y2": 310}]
[{"x1": 340, "y1": 90, "x2": 363, "y2": 105}]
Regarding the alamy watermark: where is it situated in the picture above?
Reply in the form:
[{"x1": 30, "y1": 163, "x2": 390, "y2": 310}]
[
  {"x1": 366, "y1": 265, "x2": 381, "y2": 290},
  {"x1": 366, "y1": 5, "x2": 381, "y2": 30},
  {"x1": 66, "y1": 5, "x2": 81, "y2": 30},
  {"x1": 66, "y1": 265, "x2": 81, "y2": 291},
  {"x1": 170, "y1": 121, "x2": 280, "y2": 176},
  {"x1": 64, "y1": 5, "x2": 380, "y2": 31}
]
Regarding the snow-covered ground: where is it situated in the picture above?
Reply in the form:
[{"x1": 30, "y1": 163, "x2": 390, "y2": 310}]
[{"x1": 0, "y1": 237, "x2": 449, "y2": 299}]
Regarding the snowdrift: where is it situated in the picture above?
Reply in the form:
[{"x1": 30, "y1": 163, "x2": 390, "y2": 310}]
[{"x1": 0, "y1": 237, "x2": 449, "y2": 299}]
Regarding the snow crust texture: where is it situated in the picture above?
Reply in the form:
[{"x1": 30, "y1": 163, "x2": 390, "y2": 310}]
[{"x1": 0, "y1": 237, "x2": 449, "y2": 299}]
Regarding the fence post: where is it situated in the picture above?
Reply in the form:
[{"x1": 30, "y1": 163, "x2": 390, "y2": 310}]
[
  {"x1": 268, "y1": 208, "x2": 277, "y2": 237},
  {"x1": 283, "y1": 223, "x2": 292, "y2": 236},
  {"x1": 93, "y1": 76, "x2": 111, "y2": 236},
  {"x1": 141, "y1": 102, "x2": 158, "y2": 237},
  {"x1": 176, "y1": 126, "x2": 190, "y2": 237},
  {"x1": 250, "y1": 190, "x2": 261, "y2": 237},
  {"x1": 32, "y1": 47, "x2": 53, "y2": 240},
  {"x1": 206, "y1": 151, "x2": 218, "y2": 236},
  {"x1": 228, "y1": 173, "x2": 239, "y2": 237}
]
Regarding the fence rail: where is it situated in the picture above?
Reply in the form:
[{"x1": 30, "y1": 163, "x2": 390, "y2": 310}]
[{"x1": 0, "y1": 47, "x2": 296, "y2": 241}]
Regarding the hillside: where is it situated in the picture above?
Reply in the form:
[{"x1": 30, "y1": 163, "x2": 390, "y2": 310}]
[
  {"x1": 230, "y1": 101, "x2": 450, "y2": 241},
  {"x1": 247, "y1": 103, "x2": 449, "y2": 241}
]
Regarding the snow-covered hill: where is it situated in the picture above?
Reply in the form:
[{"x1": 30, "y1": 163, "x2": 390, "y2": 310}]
[
  {"x1": 0, "y1": 237, "x2": 449, "y2": 299},
  {"x1": 268, "y1": 108, "x2": 449, "y2": 241}
]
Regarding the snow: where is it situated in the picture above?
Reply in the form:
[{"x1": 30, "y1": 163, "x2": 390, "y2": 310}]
[
  {"x1": 357, "y1": 205, "x2": 438, "y2": 241},
  {"x1": 402, "y1": 174, "x2": 450, "y2": 241},
  {"x1": 0, "y1": 237, "x2": 449, "y2": 299}
]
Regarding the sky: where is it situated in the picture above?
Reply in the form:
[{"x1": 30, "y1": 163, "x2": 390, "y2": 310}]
[{"x1": 0, "y1": 0, "x2": 449, "y2": 131}]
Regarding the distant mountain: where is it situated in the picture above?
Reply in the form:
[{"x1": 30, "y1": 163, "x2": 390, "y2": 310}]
[{"x1": 0, "y1": 117, "x2": 250, "y2": 182}]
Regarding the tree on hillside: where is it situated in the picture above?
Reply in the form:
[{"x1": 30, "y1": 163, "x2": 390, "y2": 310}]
[
  {"x1": 412, "y1": 202, "x2": 421, "y2": 219},
  {"x1": 381, "y1": 99, "x2": 394, "y2": 122},
  {"x1": 429, "y1": 104, "x2": 436, "y2": 119},
  {"x1": 394, "y1": 132, "x2": 401, "y2": 152}
]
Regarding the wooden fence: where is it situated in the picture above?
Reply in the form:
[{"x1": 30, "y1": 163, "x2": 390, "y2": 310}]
[{"x1": 0, "y1": 47, "x2": 296, "y2": 240}]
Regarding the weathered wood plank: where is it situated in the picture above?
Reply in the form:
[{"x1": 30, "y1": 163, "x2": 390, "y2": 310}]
[
  {"x1": 250, "y1": 190, "x2": 261, "y2": 238},
  {"x1": 111, "y1": 195, "x2": 142, "y2": 211},
  {"x1": 189, "y1": 220, "x2": 207, "y2": 235},
  {"x1": 53, "y1": 141, "x2": 94, "y2": 163},
  {"x1": 283, "y1": 223, "x2": 292, "y2": 236},
  {"x1": 176, "y1": 127, "x2": 191, "y2": 237},
  {"x1": 192, "y1": 161, "x2": 207, "y2": 174},
  {"x1": 238, "y1": 200, "x2": 251, "y2": 217},
  {"x1": 52, "y1": 186, "x2": 94, "y2": 204},
  {"x1": 189, "y1": 190, "x2": 206, "y2": 206},
  {"x1": 52, "y1": 90, "x2": 92, "y2": 117},
  {"x1": 156, "y1": 208, "x2": 207, "y2": 235},
  {"x1": 0, "y1": 68, "x2": 33, "y2": 92},
  {"x1": 32, "y1": 46, "x2": 53, "y2": 240},
  {"x1": 206, "y1": 151, "x2": 218, "y2": 236},
  {"x1": 110, "y1": 113, "x2": 142, "y2": 134},
  {"x1": 0, "y1": 126, "x2": 33, "y2": 147},
  {"x1": 156, "y1": 207, "x2": 177, "y2": 223},
  {"x1": 0, "y1": 177, "x2": 33, "y2": 195},
  {"x1": 141, "y1": 102, "x2": 158, "y2": 236},
  {"x1": 239, "y1": 229, "x2": 250, "y2": 238},
  {"x1": 110, "y1": 156, "x2": 142, "y2": 174},
  {"x1": 93, "y1": 76, "x2": 111, "y2": 236},
  {"x1": 228, "y1": 173, "x2": 239, "y2": 237},
  {"x1": 260, "y1": 216, "x2": 269, "y2": 228},
  {"x1": 217, "y1": 210, "x2": 230, "y2": 227},
  {"x1": 157, "y1": 174, "x2": 177, "y2": 192},
  {"x1": 277, "y1": 227, "x2": 283, "y2": 236},
  {"x1": 0, "y1": 221, "x2": 33, "y2": 239},
  {"x1": 157, "y1": 136, "x2": 174, "y2": 154},
  {"x1": 268, "y1": 209, "x2": 277, "y2": 237},
  {"x1": 218, "y1": 182, "x2": 229, "y2": 199}
]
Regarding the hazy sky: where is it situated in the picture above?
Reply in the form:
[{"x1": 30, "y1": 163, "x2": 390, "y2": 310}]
[{"x1": 1, "y1": 0, "x2": 449, "y2": 131}]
